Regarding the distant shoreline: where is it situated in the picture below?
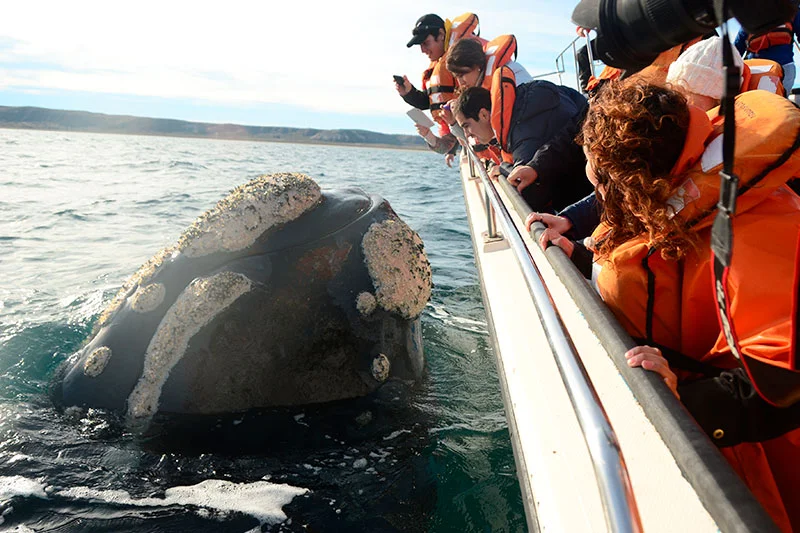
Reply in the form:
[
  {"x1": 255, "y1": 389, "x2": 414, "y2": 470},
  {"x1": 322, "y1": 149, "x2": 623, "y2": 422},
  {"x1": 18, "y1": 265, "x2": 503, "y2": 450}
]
[
  {"x1": 0, "y1": 105, "x2": 428, "y2": 152},
  {"x1": 0, "y1": 124, "x2": 429, "y2": 152}
]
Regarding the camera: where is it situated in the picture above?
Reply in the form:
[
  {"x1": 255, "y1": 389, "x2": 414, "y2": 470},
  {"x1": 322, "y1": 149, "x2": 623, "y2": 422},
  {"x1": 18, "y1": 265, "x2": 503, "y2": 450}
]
[{"x1": 572, "y1": 0, "x2": 799, "y2": 70}]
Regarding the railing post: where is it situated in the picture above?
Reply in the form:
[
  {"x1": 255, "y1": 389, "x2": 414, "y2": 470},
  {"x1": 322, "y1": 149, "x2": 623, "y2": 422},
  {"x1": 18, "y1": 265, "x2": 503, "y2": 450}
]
[
  {"x1": 572, "y1": 41, "x2": 581, "y2": 91},
  {"x1": 485, "y1": 187, "x2": 498, "y2": 239},
  {"x1": 467, "y1": 150, "x2": 478, "y2": 180}
]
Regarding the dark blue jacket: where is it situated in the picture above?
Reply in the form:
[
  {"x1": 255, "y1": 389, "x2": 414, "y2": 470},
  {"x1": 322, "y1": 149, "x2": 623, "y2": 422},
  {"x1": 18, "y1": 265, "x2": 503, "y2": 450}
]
[{"x1": 503, "y1": 80, "x2": 594, "y2": 212}]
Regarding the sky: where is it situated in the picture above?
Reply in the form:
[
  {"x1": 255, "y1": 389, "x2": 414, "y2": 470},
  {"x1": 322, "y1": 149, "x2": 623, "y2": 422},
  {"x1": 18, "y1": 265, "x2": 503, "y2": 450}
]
[{"x1": 0, "y1": 1, "x2": 585, "y2": 134}]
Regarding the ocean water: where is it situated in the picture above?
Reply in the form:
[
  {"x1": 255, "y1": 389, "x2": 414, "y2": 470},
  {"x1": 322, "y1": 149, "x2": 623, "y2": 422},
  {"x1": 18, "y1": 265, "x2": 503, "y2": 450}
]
[{"x1": 0, "y1": 129, "x2": 524, "y2": 532}]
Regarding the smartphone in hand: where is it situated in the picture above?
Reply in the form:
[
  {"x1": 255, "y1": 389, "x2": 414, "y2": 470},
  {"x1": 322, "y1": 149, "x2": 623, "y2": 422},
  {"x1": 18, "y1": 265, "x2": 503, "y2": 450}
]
[{"x1": 393, "y1": 75, "x2": 405, "y2": 85}]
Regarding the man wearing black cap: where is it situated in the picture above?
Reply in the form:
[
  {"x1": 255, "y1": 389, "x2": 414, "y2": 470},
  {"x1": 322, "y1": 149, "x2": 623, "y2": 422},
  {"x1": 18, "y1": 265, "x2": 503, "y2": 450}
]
[
  {"x1": 395, "y1": 13, "x2": 480, "y2": 156},
  {"x1": 395, "y1": 14, "x2": 449, "y2": 111}
]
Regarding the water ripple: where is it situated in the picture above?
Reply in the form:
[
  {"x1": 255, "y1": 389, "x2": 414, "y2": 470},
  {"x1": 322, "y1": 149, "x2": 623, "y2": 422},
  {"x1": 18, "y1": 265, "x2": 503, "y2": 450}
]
[{"x1": 0, "y1": 130, "x2": 521, "y2": 533}]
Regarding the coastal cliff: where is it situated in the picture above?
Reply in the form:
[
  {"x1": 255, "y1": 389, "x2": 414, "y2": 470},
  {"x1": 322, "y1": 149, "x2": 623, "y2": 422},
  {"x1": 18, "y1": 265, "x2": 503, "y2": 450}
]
[{"x1": 0, "y1": 106, "x2": 426, "y2": 149}]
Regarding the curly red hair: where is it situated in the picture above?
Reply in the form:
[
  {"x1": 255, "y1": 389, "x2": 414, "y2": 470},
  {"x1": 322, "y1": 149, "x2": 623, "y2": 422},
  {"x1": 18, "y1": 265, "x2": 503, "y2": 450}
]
[{"x1": 581, "y1": 80, "x2": 694, "y2": 260}]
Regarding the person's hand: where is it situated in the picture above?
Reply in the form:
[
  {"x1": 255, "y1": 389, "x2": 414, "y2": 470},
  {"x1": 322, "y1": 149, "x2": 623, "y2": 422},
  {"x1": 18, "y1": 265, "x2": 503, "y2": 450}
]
[
  {"x1": 415, "y1": 124, "x2": 431, "y2": 138},
  {"x1": 445, "y1": 153, "x2": 455, "y2": 168},
  {"x1": 488, "y1": 165, "x2": 502, "y2": 181},
  {"x1": 440, "y1": 102, "x2": 455, "y2": 125},
  {"x1": 507, "y1": 165, "x2": 538, "y2": 193},
  {"x1": 625, "y1": 345, "x2": 679, "y2": 398},
  {"x1": 576, "y1": 26, "x2": 590, "y2": 37},
  {"x1": 537, "y1": 227, "x2": 575, "y2": 257},
  {"x1": 395, "y1": 75, "x2": 412, "y2": 96},
  {"x1": 525, "y1": 212, "x2": 572, "y2": 233}
]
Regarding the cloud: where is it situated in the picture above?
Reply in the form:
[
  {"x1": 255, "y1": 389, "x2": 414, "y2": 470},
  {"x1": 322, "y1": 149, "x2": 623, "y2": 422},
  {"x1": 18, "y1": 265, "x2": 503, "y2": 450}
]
[{"x1": 0, "y1": 1, "x2": 581, "y2": 119}]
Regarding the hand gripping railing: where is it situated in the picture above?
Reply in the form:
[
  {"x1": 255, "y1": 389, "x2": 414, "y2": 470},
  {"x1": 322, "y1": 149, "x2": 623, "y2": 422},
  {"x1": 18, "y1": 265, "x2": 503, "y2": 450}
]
[{"x1": 465, "y1": 147, "x2": 643, "y2": 533}]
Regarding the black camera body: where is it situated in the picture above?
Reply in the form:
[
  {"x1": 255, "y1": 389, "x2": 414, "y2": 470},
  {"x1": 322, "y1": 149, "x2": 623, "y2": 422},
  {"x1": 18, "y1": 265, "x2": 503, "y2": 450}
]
[{"x1": 572, "y1": 0, "x2": 799, "y2": 70}]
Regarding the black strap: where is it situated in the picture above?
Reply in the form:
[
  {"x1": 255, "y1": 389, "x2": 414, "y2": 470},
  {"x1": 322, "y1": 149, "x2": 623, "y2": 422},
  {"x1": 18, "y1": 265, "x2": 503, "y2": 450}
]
[
  {"x1": 425, "y1": 86, "x2": 456, "y2": 95},
  {"x1": 498, "y1": 70, "x2": 514, "y2": 151},
  {"x1": 642, "y1": 247, "x2": 658, "y2": 343},
  {"x1": 709, "y1": 16, "x2": 742, "y2": 360}
]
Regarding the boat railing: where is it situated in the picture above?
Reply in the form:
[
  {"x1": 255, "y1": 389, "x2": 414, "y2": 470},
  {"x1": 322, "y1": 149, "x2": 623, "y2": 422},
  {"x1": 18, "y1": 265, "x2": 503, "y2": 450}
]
[
  {"x1": 464, "y1": 146, "x2": 779, "y2": 531},
  {"x1": 464, "y1": 145, "x2": 643, "y2": 533},
  {"x1": 530, "y1": 34, "x2": 596, "y2": 90}
]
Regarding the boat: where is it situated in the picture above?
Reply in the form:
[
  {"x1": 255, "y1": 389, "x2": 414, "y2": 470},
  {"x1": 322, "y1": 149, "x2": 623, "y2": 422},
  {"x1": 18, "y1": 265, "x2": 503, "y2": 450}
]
[{"x1": 456, "y1": 37, "x2": 781, "y2": 533}]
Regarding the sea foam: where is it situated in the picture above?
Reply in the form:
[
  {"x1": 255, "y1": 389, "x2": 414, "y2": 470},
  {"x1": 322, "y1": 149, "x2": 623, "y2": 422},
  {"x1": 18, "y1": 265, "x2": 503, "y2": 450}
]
[{"x1": 57, "y1": 478, "x2": 308, "y2": 525}]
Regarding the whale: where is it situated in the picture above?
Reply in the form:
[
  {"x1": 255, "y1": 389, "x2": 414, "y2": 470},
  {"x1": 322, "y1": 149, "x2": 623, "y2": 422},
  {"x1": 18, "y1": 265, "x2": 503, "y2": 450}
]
[{"x1": 51, "y1": 173, "x2": 432, "y2": 430}]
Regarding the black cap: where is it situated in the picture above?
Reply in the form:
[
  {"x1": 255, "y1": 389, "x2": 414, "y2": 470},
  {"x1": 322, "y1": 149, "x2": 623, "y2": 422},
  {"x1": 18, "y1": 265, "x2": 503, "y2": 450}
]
[{"x1": 406, "y1": 14, "x2": 445, "y2": 48}]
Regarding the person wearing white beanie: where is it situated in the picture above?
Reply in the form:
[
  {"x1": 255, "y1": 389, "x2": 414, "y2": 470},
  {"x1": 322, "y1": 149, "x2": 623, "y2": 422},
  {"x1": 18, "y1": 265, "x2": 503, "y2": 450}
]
[{"x1": 666, "y1": 36, "x2": 744, "y2": 111}]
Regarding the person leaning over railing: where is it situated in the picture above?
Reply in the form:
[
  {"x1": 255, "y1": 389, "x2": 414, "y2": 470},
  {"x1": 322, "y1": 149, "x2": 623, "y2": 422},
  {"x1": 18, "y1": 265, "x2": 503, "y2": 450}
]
[
  {"x1": 525, "y1": 36, "x2": 749, "y2": 273},
  {"x1": 438, "y1": 36, "x2": 533, "y2": 131},
  {"x1": 537, "y1": 79, "x2": 800, "y2": 532},
  {"x1": 505, "y1": 34, "x2": 714, "y2": 205},
  {"x1": 395, "y1": 13, "x2": 481, "y2": 158},
  {"x1": 452, "y1": 83, "x2": 592, "y2": 213}
]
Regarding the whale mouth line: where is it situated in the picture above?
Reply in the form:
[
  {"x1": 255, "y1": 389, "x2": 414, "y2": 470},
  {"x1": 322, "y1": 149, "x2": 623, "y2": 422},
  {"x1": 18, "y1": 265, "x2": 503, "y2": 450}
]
[{"x1": 230, "y1": 194, "x2": 377, "y2": 259}]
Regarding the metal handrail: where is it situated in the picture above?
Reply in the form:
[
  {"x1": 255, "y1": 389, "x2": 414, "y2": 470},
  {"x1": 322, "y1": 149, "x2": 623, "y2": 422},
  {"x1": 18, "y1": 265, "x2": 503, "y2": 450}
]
[
  {"x1": 532, "y1": 34, "x2": 597, "y2": 91},
  {"x1": 465, "y1": 147, "x2": 643, "y2": 533}
]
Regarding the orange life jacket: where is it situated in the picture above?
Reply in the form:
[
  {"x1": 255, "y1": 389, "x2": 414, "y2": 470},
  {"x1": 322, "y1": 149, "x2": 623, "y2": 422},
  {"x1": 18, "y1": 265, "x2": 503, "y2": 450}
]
[
  {"x1": 478, "y1": 141, "x2": 503, "y2": 166},
  {"x1": 741, "y1": 59, "x2": 786, "y2": 95},
  {"x1": 482, "y1": 35, "x2": 517, "y2": 87},
  {"x1": 446, "y1": 12, "x2": 481, "y2": 51},
  {"x1": 467, "y1": 39, "x2": 519, "y2": 166},
  {"x1": 593, "y1": 91, "x2": 800, "y2": 403},
  {"x1": 747, "y1": 22, "x2": 795, "y2": 54},
  {"x1": 593, "y1": 92, "x2": 800, "y2": 530},
  {"x1": 489, "y1": 65, "x2": 517, "y2": 165},
  {"x1": 422, "y1": 13, "x2": 481, "y2": 121},
  {"x1": 585, "y1": 65, "x2": 623, "y2": 93}
]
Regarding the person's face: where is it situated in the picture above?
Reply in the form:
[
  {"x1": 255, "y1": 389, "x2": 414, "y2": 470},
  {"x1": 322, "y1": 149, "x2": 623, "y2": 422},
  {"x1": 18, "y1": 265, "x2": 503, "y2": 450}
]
[
  {"x1": 583, "y1": 145, "x2": 606, "y2": 200},
  {"x1": 453, "y1": 67, "x2": 482, "y2": 88},
  {"x1": 456, "y1": 109, "x2": 494, "y2": 144},
  {"x1": 420, "y1": 31, "x2": 445, "y2": 61}
]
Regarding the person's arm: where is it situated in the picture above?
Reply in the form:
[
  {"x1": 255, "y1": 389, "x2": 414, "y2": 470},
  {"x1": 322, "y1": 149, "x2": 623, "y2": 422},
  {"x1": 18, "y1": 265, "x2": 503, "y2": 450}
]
[
  {"x1": 402, "y1": 87, "x2": 430, "y2": 110},
  {"x1": 569, "y1": 239, "x2": 594, "y2": 279},
  {"x1": 576, "y1": 44, "x2": 593, "y2": 93},
  {"x1": 734, "y1": 28, "x2": 749, "y2": 56},
  {"x1": 417, "y1": 127, "x2": 457, "y2": 155},
  {"x1": 619, "y1": 338, "x2": 800, "y2": 447},
  {"x1": 558, "y1": 192, "x2": 599, "y2": 240}
]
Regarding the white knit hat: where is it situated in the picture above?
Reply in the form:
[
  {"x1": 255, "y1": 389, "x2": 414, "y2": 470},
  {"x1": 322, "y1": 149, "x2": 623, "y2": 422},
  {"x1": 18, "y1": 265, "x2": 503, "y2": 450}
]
[{"x1": 666, "y1": 37, "x2": 744, "y2": 100}]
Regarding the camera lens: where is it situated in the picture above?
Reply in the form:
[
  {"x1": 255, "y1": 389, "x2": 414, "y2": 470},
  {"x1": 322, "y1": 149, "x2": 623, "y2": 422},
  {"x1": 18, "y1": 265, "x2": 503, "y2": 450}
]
[
  {"x1": 586, "y1": 0, "x2": 714, "y2": 69},
  {"x1": 573, "y1": 0, "x2": 799, "y2": 71}
]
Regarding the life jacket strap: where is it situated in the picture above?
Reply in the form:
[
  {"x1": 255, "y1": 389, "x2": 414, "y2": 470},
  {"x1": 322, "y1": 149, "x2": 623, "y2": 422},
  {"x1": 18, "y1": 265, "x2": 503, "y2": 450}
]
[
  {"x1": 425, "y1": 86, "x2": 456, "y2": 95},
  {"x1": 711, "y1": 29, "x2": 800, "y2": 408}
]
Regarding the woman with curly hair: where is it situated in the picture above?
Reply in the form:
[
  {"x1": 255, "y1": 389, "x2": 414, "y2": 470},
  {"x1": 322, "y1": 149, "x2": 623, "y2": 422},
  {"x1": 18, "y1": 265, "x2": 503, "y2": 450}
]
[{"x1": 563, "y1": 79, "x2": 800, "y2": 531}]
